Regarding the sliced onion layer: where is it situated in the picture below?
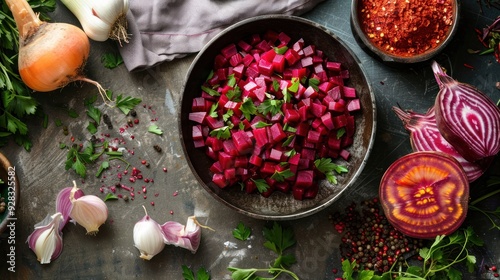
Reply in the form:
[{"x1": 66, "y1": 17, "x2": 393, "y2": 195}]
[
  {"x1": 432, "y1": 61, "x2": 500, "y2": 162},
  {"x1": 392, "y1": 106, "x2": 492, "y2": 182},
  {"x1": 379, "y1": 151, "x2": 469, "y2": 239}
]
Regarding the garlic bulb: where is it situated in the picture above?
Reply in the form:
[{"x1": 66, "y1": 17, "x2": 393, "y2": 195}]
[
  {"x1": 27, "y1": 212, "x2": 64, "y2": 264},
  {"x1": 61, "y1": 0, "x2": 130, "y2": 45},
  {"x1": 55, "y1": 185, "x2": 84, "y2": 231},
  {"x1": 69, "y1": 182, "x2": 108, "y2": 235},
  {"x1": 133, "y1": 206, "x2": 166, "y2": 260}
]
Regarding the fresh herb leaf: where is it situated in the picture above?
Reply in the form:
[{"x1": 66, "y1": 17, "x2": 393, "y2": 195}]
[
  {"x1": 67, "y1": 108, "x2": 79, "y2": 118},
  {"x1": 227, "y1": 74, "x2": 237, "y2": 87},
  {"x1": 148, "y1": 124, "x2": 163, "y2": 135},
  {"x1": 96, "y1": 161, "x2": 110, "y2": 177},
  {"x1": 101, "y1": 52, "x2": 124, "y2": 69},
  {"x1": 232, "y1": 222, "x2": 251, "y2": 241},
  {"x1": 209, "y1": 126, "x2": 230, "y2": 139},
  {"x1": 308, "y1": 77, "x2": 320, "y2": 91},
  {"x1": 86, "y1": 105, "x2": 101, "y2": 125},
  {"x1": 87, "y1": 122, "x2": 98, "y2": 134},
  {"x1": 255, "y1": 121, "x2": 271, "y2": 128},
  {"x1": 282, "y1": 135, "x2": 295, "y2": 147},
  {"x1": 226, "y1": 86, "x2": 241, "y2": 101},
  {"x1": 223, "y1": 109, "x2": 233, "y2": 122},
  {"x1": 104, "y1": 193, "x2": 118, "y2": 201},
  {"x1": 270, "y1": 168, "x2": 294, "y2": 182},
  {"x1": 201, "y1": 85, "x2": 220, "y2": 97},
  {"x1": 274, "y1": 46, "x2": 288, "y2": 55},
  {"x1": 251, "y1": 178, "x2": 270, "y2": 193},
  {"x1": 65, "y1": 146, "x2": 92, "y2": 178},
  {"x1": 181, "y1": 265, "x2": 210, "y2": 280},
  {"x1": 257, "y1": 99, "x2": 283, "y2": 116},
  {"x1": 288, "y1": 77, "x2": 300, "y2": 93},
  {"x1": 208, "y1": 102, "x2": 219, "y2": 118},
  {"x1": 314, "y1": 158, "x2": 348, "y2": 184},
  {"x1": 55, "y1": 119, "x2": 63, "y2": 127},
  {"x1": 240, "y1": 97, "x2": 257, "y2": 120},
  {"x1": 115, "y1": 94, "x2": 142, "y2": 115},
  {"x1": 337, "y1": 127, "x2": 346, "y2": 139}
]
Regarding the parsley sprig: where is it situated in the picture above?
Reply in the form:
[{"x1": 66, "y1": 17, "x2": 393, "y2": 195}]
[
  {"x1": 182, "y1": 265, "x2": 210, "y2": 280},
  {"x1": 232, "y1": 221, "x2": 251, "y2": 241},
  {"x1": 228, "y1": 222, "x2": 298, "y2": 280},
  {"x1": 314, "y1": 158, "x2": 348, "y2": 184}
]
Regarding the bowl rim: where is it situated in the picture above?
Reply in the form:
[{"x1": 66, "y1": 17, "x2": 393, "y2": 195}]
[
  {"x1": 0, "y1": 152, "x2": 20, "y2": 236},
  {"x1": 179, "y1": 14, "x2": 377, "y2": 220},
  {"x1": 350, "y1": 0, "x2": 461, "y2": 63}
]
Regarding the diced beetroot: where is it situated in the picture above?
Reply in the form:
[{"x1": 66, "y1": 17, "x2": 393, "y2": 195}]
[
  {"x1": 328, "y1": 134, "x2": 342, "y2": 151},
  {"x1": 249, "y1": 154, "x2": 263, "y2": 166},
  {"x1": 189, "y1": 111, "x2": 206, "y2": 124},
  {"x1": 272, "y1": 54, "x2": 285, "y2": 73},
  {"x1": 292, "y1": 186, "x2": 304, "y2": 200},
  {"x1": 212, "y1": 173, "x2": 228, "y2": 188},
  {"x1": 301, "y1": 56, "x2": 314, "y2": 67},
  {"x1": 341, "y1": 135, "x2": 354, "y2": 148},
  {"x1": 321, "y1": 112, "x2": 335, "y2": 130},
  {"x1": 292, "y1": 68, "x2": 307, "y2": 79},
  {"x1": 284, "y1": 49, "x2": 301, "y2": 66},
  {"x1": 209, "y1": 161, "x2": 223, "y2": 173},
  {"x1": 269, "y1": 148, "x2": 283, "y2": 162},
  {"x1": 205, "y1": 116, "x2": 225, "y2": 129},
  {"x1": 301, "y1": 148, "x2": 316, "y2": 161},
  {"x1": 229, "y1": 53, "x2": 243, "y2": 67},
  {"x1": 284, "y1": 108, "x2": 300, "y2": 123},
  {"x1": 310, "y1": 102, "x2": 326, "y2": 118},
  {"x1": 264, "y1": 30, "x2": 279, "y2": 43},
  {"x1": 333, "y1": 115, "x2": 348, "y2": 129},
  {"x1": 214, "y1": 54, "x2": 228, "y2": 69},
  {"x1": 269, "y1": 123, "x2": 286, "y2": 144},
  {"x1": 340, "y1": 149, "x2": 351, "y2": 161},
  {"x1": 294, "y1": 170, "x2": 314, "y2": 188},
  {"x1": 258, "y1": 59, "x2": 274, "y2": 77},
  {"x1": 260, "y1": 184, "x2": 275, "y2": 198},
  {"x1": 191, "y1": 97, "x2": 206, "y2": 112},
  {"x1": 288, "y1": 153, "x2": 301, "y2": 166},
  {"x1": 192, "y1": 125, "x2": 204, "y2": 141},
  {"x1": 292, "y1": 38, "x2": 305, "y2": 52},
  {"x1": 261, "y1": 49, "x2": 276, "y2": 62},
  {"x1": 347, "y1": 98, "x2": 361, "y2": 112},
  {"x1": 302, "y1": 45, "x2": 315, "y2": 57},
  {"x1": 329, "y1": 100, "x2": 345, "y2": 112},
  {"x1": 295, "y1": 121, "x2": 309, "y2": 137},
  {"x1": 275, "y1": 182, "x2": 290, "y2": 193},
  {"x1": 232, "y1": 64, "x2": 245, "y2": 78},
  {"x1": 236, "y1": 167, "x2": 249, "y2": 178},
  {"x1": 205, "y1": 136, "x2": 224, "y2": 151},
  {"x1": 256, "y1": 39, "x2": 272, "y2": 51},
  {"x1": 224, "y1": 168, "x2": 237, "y2": 181},
  {"x1": 235, "y1": 156, "x2": 248, "y2": 168},
  {"x1": 245, "y1": 179, "x2": 257, "y2": 194},
  {"x1": 326, "y1": 61, "x2": 342, "y2": 72},
  {"x1": 193, "y1": 139, "x2": 205, "y2": 148},
  {"x1": 306, "y1": 130, "x2": 321, "y2": 144},
  {"x1": 318, "y1": 81, "x2": 334, "y2": 93},
  {"x1": 304, "y1": 184, "x2": 319, "y2": 199},
  {"x1": 231, "y1": 130, "x2": 253, "y2": 155},
  {"x1": 303, "y1": 86, "x2": 318, "y2": 99},
  {"x1": 253, "y1": 127, "x2": 269, "y2": 147},
  {"x1": 346, "y1": 115, "x2": 356, "y2": 137},
  {"x1": 218, "y1": 152, "x2": 234, "y2": 169},
  {"x1": 260, "y1": 161, "x2": 277, "y2": 175},
  {"x1": 242, "y1": 53, "x2": 254, "y2": 66},
  {"x1": 243, "y1": 80, "x2": 258, "y2": 92},
  {"x1": 343, "y1": 86, "x2": 357, "y2": 98},
  {"x1": 221, "y1": 43, "x2": 238, "y2": 59},
  {"x1": 238, "y1": 40, "x2": 253, "y2": 53},
  {"x1": 223, "y1": 139, "x2": 239, "y2": 156},
  {"x1": 278, "y1": 32, "x2": 291, "y2": 45},
  {"x1": 254, "y1": 86, "x2": 267, "y2": 102}
]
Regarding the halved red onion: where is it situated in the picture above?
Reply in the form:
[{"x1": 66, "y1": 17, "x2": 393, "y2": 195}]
[
  {"x1": 392, "y1": 106, "x2": 492, "y2": 182},
  {"x1": 432, "y1": 61, "x2": 500, "y2": 162},
  {"x1": 379, "y1": 151, "x2": 469, "y2": 239}
]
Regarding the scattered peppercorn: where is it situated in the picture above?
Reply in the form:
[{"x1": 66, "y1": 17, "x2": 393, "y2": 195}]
[
  {"x1": 122, "y1": 195, "x2": 129, "y2": 201},
  {"x1": 128, "y1": 109, "x2": 137, "y2": 117},
  {"x1": 103, "y1": 114, "x2": 113, "y2": 129},
  {"x1": 153, "y1": 145, "x2": 162, "y2": 153},
  {"x1": 330, "y1": 198, "x2": 424, "y2": 274}
]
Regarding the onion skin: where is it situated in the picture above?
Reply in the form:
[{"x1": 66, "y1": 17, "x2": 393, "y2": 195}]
[
  {"x1": 392, "y1": 106, "x2": 492, "y2": 182},
  {"x1": 432, "y1": 61, "x2": 500, "y2": 162},
  {"x1": 19, "y1": 23, "x2": 90, "y2": 92},
  {"x1": 379, "y1": 151, "x2": 469, "y2": 239}
]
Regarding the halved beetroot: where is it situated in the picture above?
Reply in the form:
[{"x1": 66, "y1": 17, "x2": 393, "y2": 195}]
[{"x1": 379, "y1": 151, "x2": 469, "y2": 239}]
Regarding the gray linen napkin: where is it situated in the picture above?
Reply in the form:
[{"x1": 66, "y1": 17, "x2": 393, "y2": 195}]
[{"x1": 119, "y1": 0, "x2": 325, "y2": 71}]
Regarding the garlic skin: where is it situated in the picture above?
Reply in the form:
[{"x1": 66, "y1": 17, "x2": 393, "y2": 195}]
[
  {"x1": 70, "y1": 183, "x2": 108, "y2": 235},
  {"x1": 55, "y1": 186, "x2": 84, "y2": 231},
  {"x1": 27, "y1": 212, "x2": 64, "y2": 264},
  {"x1": 61, "y1": 0, "x2": 129, "y2": 44},
  {"x1": 133, "y1": 206, "x2": 166, "y2": 260}
]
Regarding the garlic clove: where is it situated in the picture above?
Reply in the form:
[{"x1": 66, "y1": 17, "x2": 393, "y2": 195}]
[
  {"x1": 69, "y1": 183, "x2": 108, "y2": 235},
  {"x1": 133, "y1": 206, "x2": 166, "y2": 260},
  {"x1": 55, "y1": 183, "x2": 84, "y2": 231},
  {"x1": 162, "y1": 216, "x2": 207, "y2": 253},
  {"x1": 27, "y1": 212, "x2": 64, "y2": 264}
]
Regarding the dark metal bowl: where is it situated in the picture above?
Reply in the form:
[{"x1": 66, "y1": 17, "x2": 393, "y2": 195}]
[
  {"x1": 0, "y1": 153, "x2": 19, "y2": 236},
  {"x1": 179, "y1": 15, "x2": 377, "y2": 220},
  {"x1": 350, "y1": 0, "x2": 460, "y2": 64}
]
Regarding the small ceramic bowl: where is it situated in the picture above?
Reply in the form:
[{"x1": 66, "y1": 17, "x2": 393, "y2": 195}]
[
  {"x1": 0, "y1": 153, "x2": 19, "y2": 236},
  {"x1": 350, "y1": 0, "x2": 460, "y2": 64},
  {"x1": 179, "y1": 15, "x2": 377, "y2": 220}
]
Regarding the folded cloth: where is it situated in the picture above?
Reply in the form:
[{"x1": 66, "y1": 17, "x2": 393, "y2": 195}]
[{"x1": 119, "y1": 0, "x2": 325, "y2": 71}]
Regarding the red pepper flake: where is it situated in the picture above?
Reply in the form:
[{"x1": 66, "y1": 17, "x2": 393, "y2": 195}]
[
  {"x1": 143, "y1": 195, "x2": 147, "y2": 199},
  {"x1": 130, "y1": 135, "x2": 135, "y2": 139},
  {"x1": 155, "y1": 193, "x2": 159, "y2": 197},
  {"x1": 141, "y1": 160, "x2": 147, "y2": 165},
  {"x1": 173, "y1": 191, "x2": 179, "y2": 197},
  {"x1": 463, "y1": 63, "x2": 475, "y2": 69},
  {"x1": 150, "y1": 201, "x2": 155, "y2": 206},
  {"x1": 134, "y1": 119, "x2": 139, "y2": 124},
  {"x1": 163, "y1": 167, "x2": 168, "y2": 172},
  {"x1": 169, "y1": 210, "x2": 174, "y2": 215},
  {"x1": 70, "y1": 136, "x2": 75, "y2": 142},
  {"x1": 358, "y1": 0, "x2": 454, "y2": 57}
]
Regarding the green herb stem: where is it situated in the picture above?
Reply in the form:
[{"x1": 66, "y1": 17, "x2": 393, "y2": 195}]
[{"x1": 470, "y1": 188, "x2": 500, "y2": 206}]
